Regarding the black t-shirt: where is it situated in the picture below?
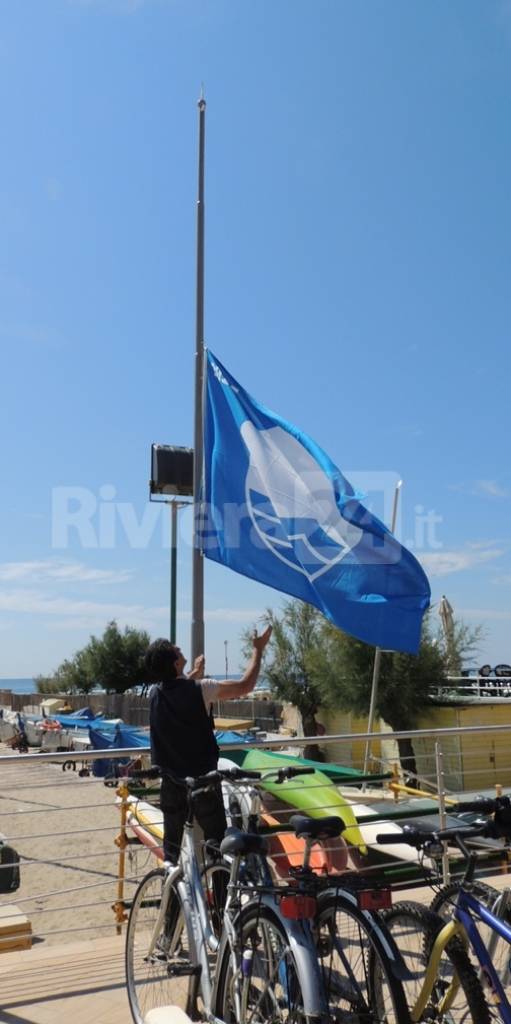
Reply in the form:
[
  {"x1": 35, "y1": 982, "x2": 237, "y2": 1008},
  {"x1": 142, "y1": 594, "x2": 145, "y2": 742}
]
[{"x1": 149, "y1": 676, "x2": 219, "y2": 778}]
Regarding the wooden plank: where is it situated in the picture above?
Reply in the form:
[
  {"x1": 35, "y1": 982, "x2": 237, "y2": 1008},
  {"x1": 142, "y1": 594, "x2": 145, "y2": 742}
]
[
  {"x1": 214, "y1": 717, "x2": 254, "y2": 731},
  {"x1": 0, "y1": 904, "x2": 32, "y2": 952}
]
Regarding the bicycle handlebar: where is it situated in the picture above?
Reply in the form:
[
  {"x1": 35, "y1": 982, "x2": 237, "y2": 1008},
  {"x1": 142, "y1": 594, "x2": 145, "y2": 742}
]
[
  {"x1": 124, "y1": 766, "x2": 261, "y2": 788},
  {"x1": 451, "y1": 797, "x2": 502, "y2": 814},
  {"x1": 376, "y1": 824, "x2": 488, "y2": 849},
  {"x1": 376, "y1": 795, "x2": 511, "y2": 849}
]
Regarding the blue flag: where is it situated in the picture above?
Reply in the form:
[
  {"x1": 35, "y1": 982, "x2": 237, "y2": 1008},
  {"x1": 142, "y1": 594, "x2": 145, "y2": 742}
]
[{"x1": 203, "y1": 351, "x2": 430, "y2": 653}]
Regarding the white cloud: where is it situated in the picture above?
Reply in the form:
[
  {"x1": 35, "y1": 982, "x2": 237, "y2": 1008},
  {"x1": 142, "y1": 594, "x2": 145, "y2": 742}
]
[
  {"x1": 474, "y1": 480, "x2": 509, "y2": 498},
  {"x1": 203, "y1": 608, "x2": 264, "y2": 623},
  {"x1": 0, "y1": 587, "x2": 262, "y2": 631},
  {"x1": 0, "y1": 589, "x2": 163, "y2": 620},
  {"x1": 419, "y1": 547, "x2": 503, "y2": 577},
  {"x1": 0, "y1": 560, "x2": 132, "y2": 585},
  {"x1": 450, "y1": 480, "x2": 509, "y2": 498}
]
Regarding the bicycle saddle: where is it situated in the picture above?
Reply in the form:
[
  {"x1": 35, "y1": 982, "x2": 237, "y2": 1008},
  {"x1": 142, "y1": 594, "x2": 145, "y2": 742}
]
[
  {"x1": 220, "y1": 828, "x2": 268, "y2": 856},
  {"x1": 289, "y1": 814, "x2": 344, "y2": 840}
]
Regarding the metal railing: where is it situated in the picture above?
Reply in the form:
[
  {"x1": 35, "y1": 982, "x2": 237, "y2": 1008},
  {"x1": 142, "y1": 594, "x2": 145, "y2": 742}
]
[
  {"x1": 0, "y1": 722, "x2": 510, "y2": 952},
  {"x1": 431, "y1": 674, "x2": 511, "y2": 699}
]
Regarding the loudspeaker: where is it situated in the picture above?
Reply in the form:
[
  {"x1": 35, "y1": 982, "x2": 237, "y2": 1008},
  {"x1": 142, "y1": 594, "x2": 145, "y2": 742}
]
[{"x1": 150, "y1": 445, "x2": 194, "y2": 497}]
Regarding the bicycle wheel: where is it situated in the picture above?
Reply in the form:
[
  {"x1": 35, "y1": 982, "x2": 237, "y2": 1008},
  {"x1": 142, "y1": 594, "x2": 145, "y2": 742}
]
[
  {"x1": 430, "y1": 879, "x2": 502, "y2": 923},
  {"x1": 316, "y1": 891, "x2": 411, "y2": 1023},
  {"x1": 384, "y1": 901, "x2": 490, "y2": 1023},
  {"x1": 201, "y1": 859, "x2": 229, "y2": 939},
  {"x1": 125, "y1": 868, "x2": 194, "y2": 1024},
  {"x1": 214, "y1": 903, "x2": 311, "y2": 1023},
  {"x1": 430, "y1": 880, "x2": 511, "y2": 989}
]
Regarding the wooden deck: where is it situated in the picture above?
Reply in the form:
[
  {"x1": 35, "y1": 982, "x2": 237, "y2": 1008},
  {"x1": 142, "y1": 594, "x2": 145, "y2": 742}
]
[{"x1": 1, "y1": 873, "x2": 510, "y2": 1024}]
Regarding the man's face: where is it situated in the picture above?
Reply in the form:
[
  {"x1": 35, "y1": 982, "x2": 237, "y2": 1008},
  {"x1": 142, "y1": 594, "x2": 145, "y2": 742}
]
[{"x1": 174, "y1": 647, "x2": 187, "y2": 675}]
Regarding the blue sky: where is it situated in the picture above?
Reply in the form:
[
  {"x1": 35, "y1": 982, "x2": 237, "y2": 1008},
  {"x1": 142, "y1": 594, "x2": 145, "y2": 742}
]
[{"x1": 1, "y1": 0, "x2": 511, "y2": 677}]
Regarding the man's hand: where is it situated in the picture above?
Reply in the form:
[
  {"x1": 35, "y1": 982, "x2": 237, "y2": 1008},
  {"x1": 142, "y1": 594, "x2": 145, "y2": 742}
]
[
  {"x1": 217, "y1": 625, "x2": 272, "y2": 700},
  {"x1": 252, "y1": 625, "x2": 272, "y2": 654},
  {"x1": 188, "y1": 654, "x2": 205, "y2": 680}
]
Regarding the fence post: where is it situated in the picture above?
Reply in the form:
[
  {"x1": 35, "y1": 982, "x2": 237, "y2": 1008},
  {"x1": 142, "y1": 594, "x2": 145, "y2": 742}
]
[
  {"x1": 435, "y1": 740, "x2": 450, "y2": 884},
  {"x1": 113, "y1": 780, "x2": 130, "y2": 933}
]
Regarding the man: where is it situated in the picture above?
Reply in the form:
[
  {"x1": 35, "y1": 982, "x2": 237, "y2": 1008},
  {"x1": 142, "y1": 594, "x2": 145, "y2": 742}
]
[{"x1": 144, "y1": 625, "x2": 272, "y2": 862}]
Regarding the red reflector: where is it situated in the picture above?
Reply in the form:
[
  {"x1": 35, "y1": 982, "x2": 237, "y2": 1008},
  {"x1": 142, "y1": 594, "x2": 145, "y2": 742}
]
[
  {"x1": 358, "y1": 889, "x2": 392, "y2": 911},
  {"x1": 280, "y1": 895, "x2": 317, "y2": 920}
]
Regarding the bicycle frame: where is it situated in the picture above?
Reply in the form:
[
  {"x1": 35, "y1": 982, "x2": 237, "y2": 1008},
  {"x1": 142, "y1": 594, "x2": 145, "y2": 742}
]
[
  {"x1": 211, "y1": 853, "x2": 330, "y2": 1022},
  {"x1": 143, "y1": 815, "x2": 330, "y2": 1022},
  {"x1": 418, "y1": 891, "x2": 511, "y2": 1024},
  {"x1": 410, "y1": 918, "x2": 464, "y2": 1021},
  {"x1": 455, "y1": 890, "x2": 511, "y2": 1021}
]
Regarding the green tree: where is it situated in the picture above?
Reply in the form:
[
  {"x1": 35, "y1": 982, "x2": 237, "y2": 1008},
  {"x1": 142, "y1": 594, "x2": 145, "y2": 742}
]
[
  {"x1": 82, "y1": 621, "x2": 150, "y2": 693},
  {"x1": 243, "y1": 602, "x2": 326, "y2": 759},
  {"x1": 36, "y1": 621, "x2": 150, "y2": 696},
  {"x1": 246, "y1": 599, "x2": 484, "y2": 783},
  {"x1": 35, "y1": 652, "x2": 99, "y2": 695},
  {"x1": 314, "y1": 613, "x2": 448, "y2": 781},
  {"x1": 438, "y1": 618, "x2": 485, "y2": 677},
  {"x1": 34, "y1": 674, "x2": 66, "y2": 695}
]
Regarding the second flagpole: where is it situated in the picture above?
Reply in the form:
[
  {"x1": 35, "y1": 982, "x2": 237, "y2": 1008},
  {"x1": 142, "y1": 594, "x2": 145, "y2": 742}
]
[
  {"x1": 191, "y1": 93, "x2": 206, "y2": 662},
  {"x1": 362, "y1": 479, "x2": 403, "y2": 780}
]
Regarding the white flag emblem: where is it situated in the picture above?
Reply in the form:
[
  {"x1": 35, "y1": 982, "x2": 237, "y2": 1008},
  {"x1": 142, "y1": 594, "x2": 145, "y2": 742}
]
[{"x1": 241, "y1": 422, "x2": 363, "y2": 582}]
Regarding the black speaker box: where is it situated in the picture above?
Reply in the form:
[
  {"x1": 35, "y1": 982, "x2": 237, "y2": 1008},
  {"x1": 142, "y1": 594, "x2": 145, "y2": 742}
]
[{"x1": 150, "y1": 445, "x2": 194, "y2": 497}]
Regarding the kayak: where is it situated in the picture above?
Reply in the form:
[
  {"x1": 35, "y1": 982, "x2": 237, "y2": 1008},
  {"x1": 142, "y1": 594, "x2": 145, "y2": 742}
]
[
  {"x1": 226, "y1": 747, "x2": 366, "y2": 853},
  {"x1": 126, "y1": 796, "x2": 164, "y2": 859},
  {"x1": 125, "y1": 793, "x2": 348, "y2": 877}
]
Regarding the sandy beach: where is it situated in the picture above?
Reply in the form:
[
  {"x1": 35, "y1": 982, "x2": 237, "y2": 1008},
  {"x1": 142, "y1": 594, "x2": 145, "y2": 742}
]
[{"x1": 0, "y1": 741, "x2": 158, "y2": 949}]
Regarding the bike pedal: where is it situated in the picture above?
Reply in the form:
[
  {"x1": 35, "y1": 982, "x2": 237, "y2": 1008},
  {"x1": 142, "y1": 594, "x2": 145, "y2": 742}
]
[{"x1": 167, "y1": 963, "x2": 201, "y2": 978}]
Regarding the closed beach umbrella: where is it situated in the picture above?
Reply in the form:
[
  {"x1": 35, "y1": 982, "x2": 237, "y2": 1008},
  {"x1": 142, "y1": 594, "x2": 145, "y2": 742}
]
[
  {"x1": 439, "y1": 595, "x2": 454, "y2": 642},
  {"x1": 439, "y1": 595, "x2": 459, "y2": 674}
]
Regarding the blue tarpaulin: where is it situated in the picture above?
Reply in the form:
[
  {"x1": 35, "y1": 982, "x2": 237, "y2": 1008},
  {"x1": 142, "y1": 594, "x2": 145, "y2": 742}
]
[
  {"x1": 88, "y1": 724, "x2": 148, "y2": 777},
  {"x1": 216, "y1": 730, "x2": 256, "y2": 745},
  {"x1": 53, "y1": 714, "x2": 115, "y2": 729}
]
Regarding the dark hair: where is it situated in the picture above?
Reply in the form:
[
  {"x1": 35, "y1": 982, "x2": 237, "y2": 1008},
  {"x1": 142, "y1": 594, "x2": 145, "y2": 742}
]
[{"x1": 144, "y1": 639, "x2": 180, "y2": 683}]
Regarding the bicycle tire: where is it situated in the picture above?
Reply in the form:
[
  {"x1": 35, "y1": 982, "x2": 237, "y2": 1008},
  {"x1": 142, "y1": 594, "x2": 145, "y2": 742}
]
[
  {"x1": 430, "y1": 879, "x2": 511, "y2": 992},
  {"x1": 384, "y1": 900, "x2": 490, "y2": 1023},
  {"x1": 214, "y1": 902, "x2": 317, "y2": 1023},
  {"x1": 430, "y1": 879, "x2": 503, "y2": 922},
  {"x1": 316, "y1": 890, "x2": 412, "y2": 1023},
  {"x1": 125, "y1": 867, "x2": 195, "y2": 1024}
]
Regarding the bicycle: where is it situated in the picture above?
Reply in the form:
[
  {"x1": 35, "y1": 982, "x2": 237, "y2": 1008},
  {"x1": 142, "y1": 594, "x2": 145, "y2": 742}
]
[
  {"x1": 376, "y1": 794, "x2": 511, "y2": 1022},
  {"x1": 125, "y1": 765, "x2": 413, "y2": 1024},
  {"x1": 428, "y1": 814, "x2": 511, "y2": 996},
  {"x1": 126, "y1": 765, "x2": 334, "y2": 1024},
  {"x1": 219, "y1": 761, "x2": 415, "y2": 1022}
]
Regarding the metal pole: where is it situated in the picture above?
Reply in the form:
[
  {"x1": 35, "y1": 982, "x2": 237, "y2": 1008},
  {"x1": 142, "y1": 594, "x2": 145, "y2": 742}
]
[
  {"x1": 224, "y1": 640, "x2": 229, "y2": 678},
  {"x1": 170, "y1": 502, "x2": 178, "y2": 644},
  {"x1": 191, "y1": 93, "x2": 206, "y2": 662},
  {"x1": 362, "y1": 649, "x2": 382, "y2": 778},
  {"x1": 362, "y1": 480, "x2": 403, "y2": 779},
  {"x1": 435, "y1": 741, "x2": 451, "y2": 884}
]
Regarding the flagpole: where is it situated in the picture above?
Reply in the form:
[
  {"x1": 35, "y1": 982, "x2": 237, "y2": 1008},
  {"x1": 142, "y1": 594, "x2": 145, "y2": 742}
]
[
  {"x1": 191, "y1": 92, "x2": 206, "y2": 662},
  {"x1": 362, "y1": 480, "x2": 402, "y2": 780}
]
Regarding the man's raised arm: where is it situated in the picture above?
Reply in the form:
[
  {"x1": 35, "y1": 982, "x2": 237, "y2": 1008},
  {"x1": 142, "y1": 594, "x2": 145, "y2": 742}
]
[{"x1": 215, "y1": 626, "x2": 272, "y2": 700}]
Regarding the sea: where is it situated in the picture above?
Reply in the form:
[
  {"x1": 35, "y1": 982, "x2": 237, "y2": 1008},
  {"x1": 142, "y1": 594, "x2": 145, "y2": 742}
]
[
  {"x1": 0, "y1": 678, "x2": 36, "y2": 694},
  {"x1": 0, "y1": 676, "x2": 269, "y2": 695}
]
